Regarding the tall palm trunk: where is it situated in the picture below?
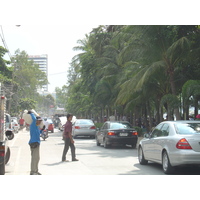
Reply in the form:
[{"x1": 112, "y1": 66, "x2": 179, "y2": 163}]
[{"x1": 168, "y1": 65, "x2": 181, "y2": 120}]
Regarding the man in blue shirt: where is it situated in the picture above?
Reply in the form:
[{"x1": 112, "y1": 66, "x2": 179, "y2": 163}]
[{"x1": 28, "y1": 111, "x2": 44, "y2": 175}]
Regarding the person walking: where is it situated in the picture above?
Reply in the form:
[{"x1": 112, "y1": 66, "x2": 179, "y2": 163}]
[
  {"x1": 19, "y1": 117, "x2": 25, "y2": 130},
  {"x1": 28, "y1": 111, "x2": 44, "y2": 175},
  {"x1": 62, "y1": 113, "x2": 78, "y2": 162}
]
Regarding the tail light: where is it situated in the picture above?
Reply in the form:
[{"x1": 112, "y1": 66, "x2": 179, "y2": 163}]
[
  {"x1": 15, "y1": 124, "x2": 18, "y2": 126},
  {"x1": 176, "y1": 138, "x2": 192, "y2": 149},
  {"x1": 75, "y1": 126, "x2": 80, "y2": 129},
  {"x1": 90, "y1": 126, "x2": 96, "y2": 129},
  {"x1": 108, "y1": 132, "x2": 115, "y2": 136},
  {"x1": 132, "y1": 131, "x2": 138, "y2": 136}
]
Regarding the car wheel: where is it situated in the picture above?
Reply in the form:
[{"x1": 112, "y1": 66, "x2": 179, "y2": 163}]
[
  {"x1": 131, "y1": 144, "x2": 136, "y2": 149},
  {"x1": 96, "y1": 137, "x2": 100, "y2": 146},
  {"x1": 162, "y1": 151, "x2": 174, "y2": 174},
  {"x1": 103, "y1": 139, "x2": 109, "y2": 148},
  {"x1": 5, "y1": 147, "x2": 10, "y2": 164},
  {"x1": 138, "y1": 146, "x2": 148, "y2": 165},
  {"x1": 0, "y1": 161, "x2": 5, "y2": 175}
]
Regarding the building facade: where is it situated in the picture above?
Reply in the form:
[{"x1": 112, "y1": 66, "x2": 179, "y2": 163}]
[{"x1": 28, "y1": 54, "x2": 48, "y2": 92}]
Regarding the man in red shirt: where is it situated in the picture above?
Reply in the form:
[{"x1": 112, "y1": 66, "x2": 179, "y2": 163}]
[
  {"x1": 62, "y1": 114, "x2": 78, "y2": 162},
  {"x1": 19, "y1": 117, "x2": 25, "y2": 129}
]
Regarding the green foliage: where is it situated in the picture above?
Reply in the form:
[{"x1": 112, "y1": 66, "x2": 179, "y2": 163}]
[
  {"x1": 57, "y1": 25, "x2": 200, "y2": 127},
  {"x1": 19, "y1": 98, "x2": 36, "y2": 110}
]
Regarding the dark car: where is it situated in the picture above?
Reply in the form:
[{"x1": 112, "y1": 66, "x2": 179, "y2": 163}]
[{"x1": 96, "y1": 121, "x2": 138, "y2": 148}]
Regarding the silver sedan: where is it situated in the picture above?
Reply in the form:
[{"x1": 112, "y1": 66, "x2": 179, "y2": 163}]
[
  {"x1": 72, "y1": 119, "x2": 96, "y2": 138},
  {"x1": 138, "y1": 120, "x2": 200, "y2": 174}
]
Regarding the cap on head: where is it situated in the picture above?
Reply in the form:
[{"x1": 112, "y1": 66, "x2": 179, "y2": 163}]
[{"x1": 36, "y1": 116, "x2": 43, "y2": 121}]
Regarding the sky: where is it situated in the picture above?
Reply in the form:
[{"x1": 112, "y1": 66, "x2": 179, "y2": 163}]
[
  {"x1": 0, "y1": 1, "x2": 196, "y2": 93},
  {"x1": 0, "y1": 24, "x2": 98, "y2": 92}
]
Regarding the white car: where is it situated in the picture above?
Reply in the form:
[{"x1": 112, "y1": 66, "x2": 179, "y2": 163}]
[
  {"x1": 11, "y1": 118, "x2": 19, "y2": 133},
  {"x1": 138, "y1": 120, "x2": 200, "y2": 174}
]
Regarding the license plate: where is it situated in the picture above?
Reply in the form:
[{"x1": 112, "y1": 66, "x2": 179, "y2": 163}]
[{"x1": 119, "y1": 133, "x2": 128, "y2": 136}]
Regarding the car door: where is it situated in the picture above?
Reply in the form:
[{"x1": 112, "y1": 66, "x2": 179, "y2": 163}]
[
  {"x1": 153, "y1": 123, "x2": 170, "y2": 162},
  {"x1": 143, "y1": 123, "x2": 163, "y2": 161}
]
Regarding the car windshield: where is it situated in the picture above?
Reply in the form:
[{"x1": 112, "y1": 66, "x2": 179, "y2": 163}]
[
  {"x1": 110, "y1": 122, "x2": 132, "y2": 129},
  {"x1": 47, "y1": 119, "x2": 53, "y2": 123},
  {"x1": 175, "y1": 123, "x2": 200, "y2": 135},
  {"x1": 76, "y1": 120, "x2": 93, "y2": 125}
]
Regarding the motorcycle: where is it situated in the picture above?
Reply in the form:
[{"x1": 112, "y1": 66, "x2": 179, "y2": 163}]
[{"x1": 40, "y1": 129, "x2": 48, "y2": 141}]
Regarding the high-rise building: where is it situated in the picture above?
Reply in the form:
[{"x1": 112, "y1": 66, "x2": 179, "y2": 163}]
[{"x1": 28, "y1": 54, "x2": 48, "y2": 92}]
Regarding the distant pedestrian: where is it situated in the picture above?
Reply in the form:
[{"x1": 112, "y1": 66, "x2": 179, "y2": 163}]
[
  {"x1": 19, "y1": 117, "x2": 25, "y2": 129},
  {"x1": 28, "y1": 111, "x2": 44, "y2": 175},
  {"x1": 62, "y1": 113, "x2": 78, "y2": 162}
]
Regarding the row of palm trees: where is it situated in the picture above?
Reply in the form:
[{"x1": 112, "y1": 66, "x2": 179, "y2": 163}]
[{"x1": 64, "y1": 25, "x2": 200, "y2": 130}]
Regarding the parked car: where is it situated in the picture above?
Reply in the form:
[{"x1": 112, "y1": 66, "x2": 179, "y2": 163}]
[
  {"x1": 11, "y1": 118, "x2": 19, "y2": 133},
  {"x1": 5, "y1": 113, "x2": 14, "y2": 140},
  {"x1": 72, "y1": 119, "x2": 96, "y2": 138},
  {"x1": 96, "y1": 121, "x2": 138, "y2": 148},
  {"x1": 138, "y1": 120, "x2": 200, "y2": 174},
  {"x1": 47, "y1": 118, "x2": 54, "y2": 133}
]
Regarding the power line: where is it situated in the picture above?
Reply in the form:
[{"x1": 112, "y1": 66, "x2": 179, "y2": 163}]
[
  {"x1": 49, "y1": 71, "x2": 67, "y2": 76},
  {"x1": 0, "y1": 25, "x2": 12, "y2": 60}
]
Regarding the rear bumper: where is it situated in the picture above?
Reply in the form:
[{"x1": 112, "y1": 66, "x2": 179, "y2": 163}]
[
  {"x1": 106, "y1": 136, "x2": 138, "y2": 145},
  {"x1": 73, "y1": 130, "x2": 96, "y2": 137},
  {"x1": 0, "y1": 142, "x2": 6, "y2": 165},
  {"x1": 0, "y1": 156, "x2": 4, "y2": 165},
  {"x1": 170, "y1": 150, "x2": 200, "y2": 167}
]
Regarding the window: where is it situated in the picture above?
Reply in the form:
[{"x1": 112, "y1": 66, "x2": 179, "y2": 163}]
[
  {"x1": 110, "y1": 122, "x2": 132, "y2": 129},
  {"x1": 175, "y1": 123, "x2": 200, "y2": 135},
  {"x1": 102, "y1": 123, "x2": 109, "y2": 130},
  {"x1": 161, "y1": 123, "x2": 169, "y2": 136},
  {"x1": 151, "y1": 124, "x2": 164, "y2": 138}
]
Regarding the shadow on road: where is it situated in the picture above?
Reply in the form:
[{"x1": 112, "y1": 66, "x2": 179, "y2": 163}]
[{"x1": 43, "y1": 161, "x2": 66, "y2": 166}]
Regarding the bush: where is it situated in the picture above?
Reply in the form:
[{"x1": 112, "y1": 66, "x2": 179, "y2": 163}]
[
  {"x1": 133, "y1": 126, "x2": 148, "y2": 137},
  {"x1": 95, "y1": 123, "x2": 104, "y2": 129}
]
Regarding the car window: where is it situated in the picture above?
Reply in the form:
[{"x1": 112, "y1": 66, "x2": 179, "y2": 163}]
[
  {"x1": 175, "y1": 123, "x2": 200, "y2": 135},
  {"x1": 102, "y1": 123, "x2": 108, "y2": 130},
  {"x1": 110, "y1": 122, "x2": 132, "y2": 129},
  {"x1": 47, "y1": 119, "x2": 53, "y2": 123},
  {"x1": 76, "y1": 120, "x2": 93, "y2": 125},
  {"x1": 6, "y1": 114, "x2": 10, "y2": 123},
  {"x1": 151, "y1": 124, "x2": 163, "y2": 138},
  {"x1": 160, "y1": 123, "x2": 169, "y2": 136}
]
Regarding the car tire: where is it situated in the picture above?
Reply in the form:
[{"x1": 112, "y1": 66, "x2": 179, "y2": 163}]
[
  {"x1": 0, "y1": 160, "x2": 5, "y2": 175},
  {"x1": 103, "y1": 139, "x2": 109, "y2": 148},
  {"x1": 162, "y1": 151, "x2": 174, "y2": 174},
  {"x1": 96, "y1": 138, "x2": 100, "y2": 146},
  {"x1": 131, "y1": 144, "x2": 136, "y2": 149},
  {"x1": 138, "y1": 146, "x2": 148, "y2": 165},
  {"x1": 5, "y1": 147, "x2": 10, "y2": 164}
]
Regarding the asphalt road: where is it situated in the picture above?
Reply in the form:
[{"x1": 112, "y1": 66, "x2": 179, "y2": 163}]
[{"x1": 5, "y1": 128, "x2": 200, "y2": 175}]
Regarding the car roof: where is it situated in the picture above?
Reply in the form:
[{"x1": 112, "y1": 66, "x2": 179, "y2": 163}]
[
  {"x1": 160, "y1": 120, "x2": 200, "y2": 124},
  {"x1": 76, "y1": 119, "x2": 92, "y2": 120},
  {"x1": 106, "y1": 121, "x2": 130, "y2": 123}
]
